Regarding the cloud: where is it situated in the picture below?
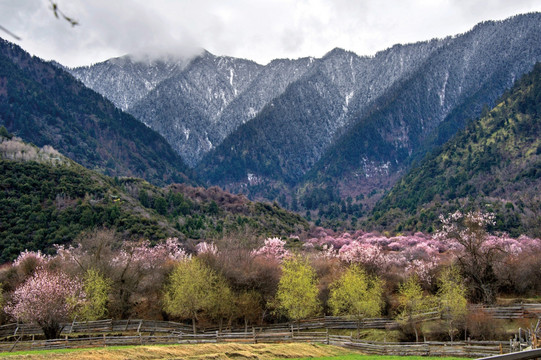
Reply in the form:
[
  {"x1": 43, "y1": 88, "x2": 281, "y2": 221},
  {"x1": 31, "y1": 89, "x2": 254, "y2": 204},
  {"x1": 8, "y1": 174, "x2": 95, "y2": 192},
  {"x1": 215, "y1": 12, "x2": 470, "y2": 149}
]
[{"x1": 1, "y1": 0, "x2": 540, "y2": 67}]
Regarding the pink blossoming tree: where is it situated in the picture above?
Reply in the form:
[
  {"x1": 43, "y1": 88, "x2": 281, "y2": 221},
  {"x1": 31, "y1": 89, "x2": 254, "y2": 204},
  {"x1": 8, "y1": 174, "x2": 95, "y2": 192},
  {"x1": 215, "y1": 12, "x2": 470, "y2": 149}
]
[
  {"x1": 196, "y1": 241, "x2": 218, "y2": 255},
  {"x1": 251, "y1": 237, "x2": 290, "y2": 261},
  {"x1": 5, "y1": 269, "x2": 84, "y2": 339}
]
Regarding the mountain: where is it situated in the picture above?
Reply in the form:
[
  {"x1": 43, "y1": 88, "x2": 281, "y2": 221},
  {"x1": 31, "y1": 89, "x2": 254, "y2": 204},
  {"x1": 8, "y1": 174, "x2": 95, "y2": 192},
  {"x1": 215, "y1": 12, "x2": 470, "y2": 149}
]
[
  {"x1": 0, "y1": 132, "x2": 308, "y2": 262},
  {"x1": 198, "y1": 41, "x2": 447, "y2": 188},
  {"x1": 129, "y1": 51, "x2": 265, "y2": 165},
  {"x1": 71, "y1": 52, "x2": 321, "y2": 166},
  {"x1": 70, "y1": 54, "x2": 193, "y2": 112},
  {"x1": 304, "y1": 14, "x2": 541, "y2": 202},
  {"x1": 0, "y1": 38, "x2": 195, "y2": 186},
  {"x1": 370, "y1": 62, "x2": 541, "y2": 237},
  {"x1": 67, "y1": 13, "x2": 541, "y2": 209}
]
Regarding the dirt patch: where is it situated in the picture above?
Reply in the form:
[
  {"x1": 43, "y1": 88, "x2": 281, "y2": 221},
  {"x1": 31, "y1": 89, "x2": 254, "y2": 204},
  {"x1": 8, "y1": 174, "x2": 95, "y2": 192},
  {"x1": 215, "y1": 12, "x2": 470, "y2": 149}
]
[{"x1": 1, "y1": 343, "x2": 360, "y2": 360}]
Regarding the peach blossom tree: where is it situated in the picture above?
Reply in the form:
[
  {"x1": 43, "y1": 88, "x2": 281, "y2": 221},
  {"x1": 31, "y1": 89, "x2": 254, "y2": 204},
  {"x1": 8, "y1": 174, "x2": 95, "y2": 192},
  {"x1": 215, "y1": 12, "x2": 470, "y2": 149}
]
[{"x1": 5, "y1": 268, "x2": 84, "y2": 339}]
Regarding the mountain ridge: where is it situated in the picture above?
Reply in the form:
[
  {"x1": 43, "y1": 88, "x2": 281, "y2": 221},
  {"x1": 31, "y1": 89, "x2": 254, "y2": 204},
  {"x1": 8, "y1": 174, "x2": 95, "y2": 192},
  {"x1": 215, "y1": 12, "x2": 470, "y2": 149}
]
[
  {"x1": 66, "y1": 13, "x2": 541, "y2": 210},
  {"x1": 0, "y1": 38, "x2": 195, "y2": 186},
  {"x1": 369, "y1": 62, "x2": 541, "y2": 237}
]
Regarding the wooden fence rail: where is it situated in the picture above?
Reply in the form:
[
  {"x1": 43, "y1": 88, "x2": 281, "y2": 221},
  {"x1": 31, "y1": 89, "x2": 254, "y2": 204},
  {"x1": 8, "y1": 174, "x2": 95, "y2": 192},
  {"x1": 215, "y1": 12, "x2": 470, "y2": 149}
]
[
  {"x1": 0, "y1": 331, "x2": 511, "y2": 357},
  {"x1": 0, "y1": 319, "x2": 193, "y2": 339},
  {"x1": 1, "y1": 304, "x2": 540, "y2": 340},
  {"x1": 1, "y1": 304, "x2": 540, "y2": 355},
  {"x1": 478, "y1": 348, "x2": 541, "y2": 360},
  {"x1": 471, "y1": 304, "x2": 541, "y2": 319},
  {"x1": 333, "y1": 339, "x2": 509, "y2": 358}
]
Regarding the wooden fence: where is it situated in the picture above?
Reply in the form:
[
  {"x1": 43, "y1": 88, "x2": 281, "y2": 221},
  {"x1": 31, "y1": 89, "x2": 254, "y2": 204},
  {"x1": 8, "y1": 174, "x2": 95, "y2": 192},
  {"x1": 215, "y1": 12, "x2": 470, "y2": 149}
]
[
  {"x1": 2, "y1": 303, "x2": 538, "y2": 340},
  {"x1": 471, "y1": 304, "x2": 541, "y2": 319},
  {"x1": 1, "y1": 304, "x2": 540, "y2": 355},
  {"x1": 331, "y1": 338, "x2": 510, "y2": 358},
  {"x1": 0, "y1": 317, "x2": 398, "y2": 340},
  {"x1": 0, "y1": 319, "x2": 193, "y2": 340},
  {"x1": 0, "y1": 330, "x2": 511, "y2": 357}
]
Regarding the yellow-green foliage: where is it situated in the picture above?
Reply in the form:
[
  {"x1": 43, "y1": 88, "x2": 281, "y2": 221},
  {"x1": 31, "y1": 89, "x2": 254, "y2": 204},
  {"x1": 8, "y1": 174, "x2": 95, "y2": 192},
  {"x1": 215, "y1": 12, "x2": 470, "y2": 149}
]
[
  {"x1": 163, "y1": 258, "x2": 222, "y2": 332},
  {"x1": 276, "y1": 256, "x2": 320, "y2": 322},
  {"x1": 396, "y1": 276, "x2": 435, "y2": 323},
  {"x1": 437, "y1": 266, "x2": 468, "y2": 341},
  {"x1": 328, "y1": 265, "x2": 384, "y2": 322},
  {"x1": 206, "y1": 276, "x2": 235, "y2": 328},
  {"x1": 77, "y1": 269, "x2": 112, "y2": 321},
  {"x1": 396, "y1": 275, "x2": 435, "y2": 341},
  {"x1": 236, "y1": 290, "x2": 263, "y2": 327}
]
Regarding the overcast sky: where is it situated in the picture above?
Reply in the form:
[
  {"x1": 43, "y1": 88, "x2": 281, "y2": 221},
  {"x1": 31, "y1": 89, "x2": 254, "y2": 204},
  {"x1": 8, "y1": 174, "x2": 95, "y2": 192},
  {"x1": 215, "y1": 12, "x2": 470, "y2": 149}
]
[{"x1": 1, "y1": 0, "x2": 541, "y2": 67}]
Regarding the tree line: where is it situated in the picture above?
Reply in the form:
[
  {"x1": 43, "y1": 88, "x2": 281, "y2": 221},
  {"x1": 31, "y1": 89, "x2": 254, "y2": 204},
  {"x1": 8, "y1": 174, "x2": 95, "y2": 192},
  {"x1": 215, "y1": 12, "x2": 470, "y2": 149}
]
[{"x1": 1, "y1": 211, "x2": 540, "y2": 341}]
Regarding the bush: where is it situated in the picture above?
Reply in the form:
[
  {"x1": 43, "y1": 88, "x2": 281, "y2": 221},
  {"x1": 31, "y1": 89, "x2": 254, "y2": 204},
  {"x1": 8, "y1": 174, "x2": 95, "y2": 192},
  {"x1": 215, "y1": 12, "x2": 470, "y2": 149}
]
[{"x1": 466, "y1": 309, "x2": 506, "y2": 340}]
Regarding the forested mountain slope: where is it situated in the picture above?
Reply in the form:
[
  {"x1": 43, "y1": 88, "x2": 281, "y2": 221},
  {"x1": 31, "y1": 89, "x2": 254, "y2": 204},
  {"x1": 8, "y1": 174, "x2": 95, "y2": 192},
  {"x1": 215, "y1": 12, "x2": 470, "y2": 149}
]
[
  {"x1": 371, "y1": 62, "x2": 541, "y2": 237},
  {"x1": 304, "y1": 13, "x2": 541, "y2": 201},
  {"x1": 0, "y1": 133, "x2": 308, "y2": 262},
  {"x1": 199, "y1": 14, "x2": 541, "y2": 205},
  {"x1": 0, "y1": 38, "x2": 194, "y2": 186},
  {"x1": 67, "y1": 14, "x2": 541, "y2": 213},
  {"x1": 129, "y1": 51, "x2": 265, "y2": 165},
  {"x1": 198, "y1": 40, "x2": 449, "y2": 187}
]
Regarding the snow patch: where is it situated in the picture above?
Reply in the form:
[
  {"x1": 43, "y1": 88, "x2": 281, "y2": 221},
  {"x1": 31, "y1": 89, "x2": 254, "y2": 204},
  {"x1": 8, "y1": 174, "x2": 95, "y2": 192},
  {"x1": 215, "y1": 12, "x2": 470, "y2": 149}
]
[
  {"x1": 345, "y1": 91, "x2": 354, "y2": 107},
  {"x1": 143, "y1": 79, "x2": 154, "y2": 91},
  {"x1": 247, "y1": 107, "x2": 257, "y2": 119},
  {"x1": 229, "y1": 68, "x2": 238, "y2": 95},
  {"x1": 355, "y1": 158, "x2": 392, "y2": 178},
  {"x1": 247, "y1": 173, "x2": 263, "y2": 185},
  {"x1": 438, "y1": 71, "x2": 449, "y2": 107},
  {"x1": 205, "y1": 136, "x2": 213, "y2": 150}
]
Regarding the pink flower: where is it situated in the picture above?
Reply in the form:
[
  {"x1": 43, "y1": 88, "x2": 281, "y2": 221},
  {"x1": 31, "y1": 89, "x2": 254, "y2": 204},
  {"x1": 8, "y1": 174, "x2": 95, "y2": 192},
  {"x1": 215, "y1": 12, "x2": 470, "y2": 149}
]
[
  {"x1": 338, "y1": 241, "x2": 383, "y2": 267},
  {"x1": 5, "y1": 269, "x2": 84, "y2": 330},
  {"x1": 251, "y1": 237, "x2": 290, "y2": 260},
  {"x1": 196, "y1": 241, "x2": 218, "y2": 255},
  {"x1": 12, "y1": 250, "x2": 50, "y2": 267},
  {"x1": 112, "y1": 238, "x2": 188, "y2": 270}
]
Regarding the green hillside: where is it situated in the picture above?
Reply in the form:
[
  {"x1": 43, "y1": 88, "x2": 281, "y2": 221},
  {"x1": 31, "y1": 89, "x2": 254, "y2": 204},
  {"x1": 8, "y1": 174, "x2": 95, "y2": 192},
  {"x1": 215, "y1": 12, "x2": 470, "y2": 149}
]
[
  {"x1": 370, "y1": 63, "x2": 541, "y2": 237},
  {"x1": 0, "y1": 133, "x2": 308, "y2": 262}
]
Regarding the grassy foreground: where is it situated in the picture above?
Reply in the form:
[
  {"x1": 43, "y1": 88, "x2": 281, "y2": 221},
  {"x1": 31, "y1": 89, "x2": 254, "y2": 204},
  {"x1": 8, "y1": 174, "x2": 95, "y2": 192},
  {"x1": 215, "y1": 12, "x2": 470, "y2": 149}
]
[
  {"x1": 0, "y1": 343, "x2": 357, "y2": 359},
  {"x1": 292, "y1": 356, "x2": 469, "y2": 360},
  {"x1": 0, "y1": 343, "x2": 472, "y2": 360}
]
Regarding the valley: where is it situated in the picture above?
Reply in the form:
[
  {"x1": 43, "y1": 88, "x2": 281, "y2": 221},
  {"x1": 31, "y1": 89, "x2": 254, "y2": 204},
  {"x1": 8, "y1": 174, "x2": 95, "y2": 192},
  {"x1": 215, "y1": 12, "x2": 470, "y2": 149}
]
[{"x1": 0, "y1": 9, "x2": 540, "y2": 356}]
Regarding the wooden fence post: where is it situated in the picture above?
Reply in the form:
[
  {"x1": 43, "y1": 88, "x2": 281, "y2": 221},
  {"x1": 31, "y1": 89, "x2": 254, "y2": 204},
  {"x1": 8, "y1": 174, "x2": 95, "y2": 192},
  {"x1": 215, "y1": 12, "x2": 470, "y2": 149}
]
[{"x1": 9, "y1": 335, "x2": 21, "y2": 352}]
